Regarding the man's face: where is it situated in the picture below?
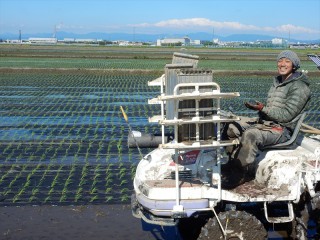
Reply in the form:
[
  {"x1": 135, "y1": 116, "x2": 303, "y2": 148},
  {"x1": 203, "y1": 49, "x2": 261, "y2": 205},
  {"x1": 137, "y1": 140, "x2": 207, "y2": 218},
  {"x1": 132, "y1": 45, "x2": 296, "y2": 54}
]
[{"x1": 277, "y1": 57, "x2": 294, "y2": 76}]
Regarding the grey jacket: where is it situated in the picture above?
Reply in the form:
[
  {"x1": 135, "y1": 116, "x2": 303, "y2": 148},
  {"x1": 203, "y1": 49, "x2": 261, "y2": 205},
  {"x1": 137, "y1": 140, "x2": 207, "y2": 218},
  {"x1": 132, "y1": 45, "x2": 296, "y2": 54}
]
[{"x1": 259, "y1": 72, "x2": 311, "y2": 131}]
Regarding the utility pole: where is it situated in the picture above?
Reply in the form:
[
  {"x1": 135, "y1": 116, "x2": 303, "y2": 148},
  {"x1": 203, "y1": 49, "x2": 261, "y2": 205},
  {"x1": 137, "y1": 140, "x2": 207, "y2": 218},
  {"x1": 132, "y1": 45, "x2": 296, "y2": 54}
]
[
  {"x1": 133, "y1": 27, "x2": 136, "y2": 43},
  {"x1": 212, "y1": 27, "x2": 214, "y2": 45},
  {"x1": 53, "y1": 25, "x2": 57, "y2": 38}
]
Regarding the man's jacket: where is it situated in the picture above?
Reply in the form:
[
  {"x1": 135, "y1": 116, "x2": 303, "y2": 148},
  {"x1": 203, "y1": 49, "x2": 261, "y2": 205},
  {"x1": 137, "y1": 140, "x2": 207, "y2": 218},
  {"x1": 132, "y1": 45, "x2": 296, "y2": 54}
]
[{"x1": 258, "y1": 72, "x2": 311, "y2": 131}]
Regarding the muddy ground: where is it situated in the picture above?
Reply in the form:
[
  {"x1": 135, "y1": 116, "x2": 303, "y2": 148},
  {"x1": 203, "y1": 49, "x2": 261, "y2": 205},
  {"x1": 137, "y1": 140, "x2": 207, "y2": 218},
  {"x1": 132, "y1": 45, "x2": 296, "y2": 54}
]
[
  {"x1": 0, "y1": 203, "x2": 215, "y2": 240},
  {"x1": 1, "y1": 203, "x2": 313, "y2": 240},
  {"x1": 0, "y1": 204, "x2": 177, "y2": 240}
]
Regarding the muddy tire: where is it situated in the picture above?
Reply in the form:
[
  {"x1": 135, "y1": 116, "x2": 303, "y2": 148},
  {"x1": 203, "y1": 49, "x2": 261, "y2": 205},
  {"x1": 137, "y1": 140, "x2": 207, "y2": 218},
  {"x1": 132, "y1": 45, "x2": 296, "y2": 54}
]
[
  {"x1": 131, "y1": 194, "x2": 140, "y2": 218},
  {"x1": 310, "y1": 185, "x2": 320, "y2": 239},
  {"x1": 197, "y1": 210, "x2": 267, "y2": 240},
  {"x1": 291, "y1": 217, "x2": 308, "y2": 240},
  {"x1": 290, "y1": 192, "x2": 309, "y2": 240},
  {"x1": 290, "y1": 187, "x2": 320, "y2": 240}
]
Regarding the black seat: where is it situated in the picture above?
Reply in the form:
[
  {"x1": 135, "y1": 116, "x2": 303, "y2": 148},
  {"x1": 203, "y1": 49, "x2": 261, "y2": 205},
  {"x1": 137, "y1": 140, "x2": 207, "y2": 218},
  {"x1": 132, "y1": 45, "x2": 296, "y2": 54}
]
[{"x1": 263, "y1": 112, "x2": 306, "y2": 150}]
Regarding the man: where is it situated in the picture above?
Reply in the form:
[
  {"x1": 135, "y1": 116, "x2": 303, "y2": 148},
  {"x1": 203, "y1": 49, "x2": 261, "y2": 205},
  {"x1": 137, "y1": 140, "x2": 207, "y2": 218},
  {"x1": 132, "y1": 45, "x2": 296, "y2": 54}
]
[{"x1": 222, "y1": 50, "x2": 311, "y2": 189}]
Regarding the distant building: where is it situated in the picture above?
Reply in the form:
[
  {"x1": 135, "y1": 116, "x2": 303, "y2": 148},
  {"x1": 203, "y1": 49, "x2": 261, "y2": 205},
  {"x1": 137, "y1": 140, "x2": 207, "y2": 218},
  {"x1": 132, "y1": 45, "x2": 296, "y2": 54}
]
[
  {"x1": 157, "y1": 36, "x2": 191, "y2": 46},
  {"x1": 5, "y1": 39, "x2": 22, "y2": 44},
  {"x1": 117, "y1": 41, "x2": 143, "y2": 46},
  {"x1": 272, "y1": 38, "x2": 285, "y2": 45},
  {"x1": 74, "y1": 39, "x2": 97, "y2": 43},
  {"x1": 63, "y1": 38, "x2": 76, "y2": 42},
  {"x1": 289, "y1": 43, "x2": 319, "y2": 49},
  {"x1": 191, "y1": 39, "x2": 201, "y2": 45},
  {"x1": 29, "y1": 38, "x2": 57, "y2": 44},
  {"x1": 118, "y1": 41, "x2": 130, "y2": 46},
  {"x1": 213, "y1": 39, "x2": 220, "y2": 44}
]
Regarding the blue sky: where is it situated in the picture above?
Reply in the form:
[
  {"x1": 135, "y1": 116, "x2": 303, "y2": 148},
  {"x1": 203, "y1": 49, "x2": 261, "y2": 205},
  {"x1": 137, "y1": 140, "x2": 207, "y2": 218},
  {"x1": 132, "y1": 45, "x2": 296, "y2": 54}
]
[{"x1": 1, "y1": 0, "x2": 320, "y2": 40}]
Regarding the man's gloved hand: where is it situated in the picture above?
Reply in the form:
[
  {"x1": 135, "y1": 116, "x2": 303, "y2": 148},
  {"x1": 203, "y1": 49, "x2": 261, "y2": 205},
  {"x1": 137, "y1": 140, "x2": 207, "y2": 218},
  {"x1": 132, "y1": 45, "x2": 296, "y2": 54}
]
[{"x1": 244, "y1": 101, "x2": 264, "y2": 111}]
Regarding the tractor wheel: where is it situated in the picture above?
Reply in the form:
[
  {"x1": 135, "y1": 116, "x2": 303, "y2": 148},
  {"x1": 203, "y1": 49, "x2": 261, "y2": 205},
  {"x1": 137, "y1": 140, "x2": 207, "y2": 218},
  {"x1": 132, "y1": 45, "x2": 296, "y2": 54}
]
[
  {"x1": 290, "y1": 187, "x2": 320, "y2": 240},
  {"x1": 197, "y1": 210, "x2": 267, "y2": 240},
  {"x1": 310, "y1": 185, "x2": 320, "y2": 239},
  {"x1": 290, "y1": 214, "x2": 308, "y2": 240},
  {"x1": 289, "y1": 192, "x2": 309, "y2": 240},
  {"x1": 131, "y1": 193, "x2": 141, "y2": 218}
]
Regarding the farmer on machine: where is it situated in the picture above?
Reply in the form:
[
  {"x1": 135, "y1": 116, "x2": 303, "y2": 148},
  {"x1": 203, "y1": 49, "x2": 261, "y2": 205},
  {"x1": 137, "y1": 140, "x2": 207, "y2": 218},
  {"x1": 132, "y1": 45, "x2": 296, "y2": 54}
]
[{"x1": 222, "y1": 50, "x2": 311, "y2": 189}]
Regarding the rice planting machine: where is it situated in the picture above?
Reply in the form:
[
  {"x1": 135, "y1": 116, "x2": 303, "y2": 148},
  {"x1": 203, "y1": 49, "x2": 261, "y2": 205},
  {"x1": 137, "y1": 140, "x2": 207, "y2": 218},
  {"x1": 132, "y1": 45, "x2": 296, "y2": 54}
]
[{"x1": 129, "y1": 52, "x2": 320, "y2": 239}]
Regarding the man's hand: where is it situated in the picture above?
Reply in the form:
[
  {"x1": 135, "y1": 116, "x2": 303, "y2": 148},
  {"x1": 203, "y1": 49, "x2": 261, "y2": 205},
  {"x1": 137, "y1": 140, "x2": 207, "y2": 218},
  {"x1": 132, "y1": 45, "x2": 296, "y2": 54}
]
[{"x1": 244, "y1": 101, "x2": 264, "y2": 111}]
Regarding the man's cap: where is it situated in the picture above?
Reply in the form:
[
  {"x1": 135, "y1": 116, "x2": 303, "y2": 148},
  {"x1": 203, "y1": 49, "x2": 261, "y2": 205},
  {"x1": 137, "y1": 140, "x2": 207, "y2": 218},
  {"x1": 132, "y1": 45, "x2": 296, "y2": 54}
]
[{"x1": 277, "y1": 50, "x2": 300, "y2": 69}]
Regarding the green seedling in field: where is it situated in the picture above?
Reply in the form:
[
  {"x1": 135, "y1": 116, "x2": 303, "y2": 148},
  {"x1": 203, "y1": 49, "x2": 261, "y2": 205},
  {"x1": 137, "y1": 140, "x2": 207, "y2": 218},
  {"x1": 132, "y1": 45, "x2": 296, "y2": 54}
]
[
  {"x1": 8, "y1": 166, "x2": 25, "y2": 188},
  {"x1": 120, "y1": 194, "x2": 129, "y2": 202},
  {"x1": 75, "y1": 191, "x2": 83, "y2": 202},
  {"x1": 120, "y1": 188, "x2": 129, "y2": 194},
  {"x1": 59, "y1": 194, "x2": 67, "y2": 202},
  {"x1": 78, "y1": 178, "x2": 87, "y2": 187},
  {"x1": 106, "y1": 196, "x2": 113, "y2": 203},
  {"x1": 120, "y1": 179, "x2": 128, "y2": 186},
  {"x1": 90, "y1": 187, "x2": 98, "y2": 195},
  {"x1": 29, "y1": 188, "x2": 39, "y2": 203},
  {"x1": 13, "y1": 183, "x2": 27, "y2": 203},
  {"x1": 105, "y1": 187, "x2": 112, "y2": 194},
  {"x1": 118, "y1": 171, "x2": 127, "y2": 180},
  {"x1": 29, "y1": 195, "x2": 38, "y2": 202},
  {"x1": 90, "y1": 195, "x2": 99, "y2": 202}
]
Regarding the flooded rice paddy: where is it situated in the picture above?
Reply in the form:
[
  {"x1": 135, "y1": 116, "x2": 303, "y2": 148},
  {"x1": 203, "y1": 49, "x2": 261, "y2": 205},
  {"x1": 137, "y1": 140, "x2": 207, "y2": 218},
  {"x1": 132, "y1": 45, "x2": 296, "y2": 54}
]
[{"x1": 0, "y1": 70, "x2": 319, "y2": 207}]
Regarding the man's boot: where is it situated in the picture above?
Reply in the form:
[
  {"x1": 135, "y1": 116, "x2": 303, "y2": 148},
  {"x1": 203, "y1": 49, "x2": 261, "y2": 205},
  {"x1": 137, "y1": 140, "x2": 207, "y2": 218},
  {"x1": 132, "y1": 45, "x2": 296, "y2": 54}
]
[{"x1": 221, "y1": 161, "x2": 254, "y2": 189}]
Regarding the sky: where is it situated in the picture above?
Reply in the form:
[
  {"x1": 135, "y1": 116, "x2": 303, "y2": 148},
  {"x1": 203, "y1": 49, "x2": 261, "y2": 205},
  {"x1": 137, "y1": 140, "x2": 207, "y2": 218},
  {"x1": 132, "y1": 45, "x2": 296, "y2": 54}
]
[{"x1": 0, "y1": 0, "x2": 320, "y2": 40}]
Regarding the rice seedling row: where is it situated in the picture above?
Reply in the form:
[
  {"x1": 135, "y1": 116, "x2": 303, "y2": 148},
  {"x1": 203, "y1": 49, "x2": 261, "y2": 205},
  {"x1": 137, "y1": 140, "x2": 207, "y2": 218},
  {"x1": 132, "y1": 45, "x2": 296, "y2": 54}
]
[{"x1": 0, "y1": 164, "x2": 134, "y2": 205}]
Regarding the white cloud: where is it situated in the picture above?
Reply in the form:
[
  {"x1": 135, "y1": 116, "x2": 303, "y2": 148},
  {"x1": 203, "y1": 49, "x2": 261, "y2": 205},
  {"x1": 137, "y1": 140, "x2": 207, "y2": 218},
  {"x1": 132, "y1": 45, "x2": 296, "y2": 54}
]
[
  {"x1": 55, "y1": 23, "x2": 64, "y2": 30},
  {"x1": 130, "y1": 18, "x2": 320, "y2": 35},
  {"x1": 273, "y1": 24, "x2": 319, "y2": 34},
  {"x1": 132, "y1": 18, "x2": 258, "y2": 30}
]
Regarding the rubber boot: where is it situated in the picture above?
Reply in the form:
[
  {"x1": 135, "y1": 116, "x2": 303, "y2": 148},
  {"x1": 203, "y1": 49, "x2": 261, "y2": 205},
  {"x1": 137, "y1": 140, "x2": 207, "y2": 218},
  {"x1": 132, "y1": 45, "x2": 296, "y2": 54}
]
[{"x1": 221, "y1": 161, "x2": 254, "y2": 189}]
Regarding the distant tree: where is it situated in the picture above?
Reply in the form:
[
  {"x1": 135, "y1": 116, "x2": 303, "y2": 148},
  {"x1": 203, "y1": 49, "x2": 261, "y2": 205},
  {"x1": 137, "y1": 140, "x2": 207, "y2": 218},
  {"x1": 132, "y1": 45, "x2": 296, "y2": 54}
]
[
  {"x1": 99, "y1": 40, "x2": 113, "y2": 46},
  {"x1": 202, "y1": 41, "x2": 218, "y2": 47},
  {"x1": 162, "y1": 42, "x2": 182, "y2": 47}
]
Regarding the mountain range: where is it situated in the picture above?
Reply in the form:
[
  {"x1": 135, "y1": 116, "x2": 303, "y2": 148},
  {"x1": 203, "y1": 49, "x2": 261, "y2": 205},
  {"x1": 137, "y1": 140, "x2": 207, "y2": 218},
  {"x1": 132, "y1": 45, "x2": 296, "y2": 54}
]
[{"x1": 1, "y1": 31, "x2": 319, "y2": 44}]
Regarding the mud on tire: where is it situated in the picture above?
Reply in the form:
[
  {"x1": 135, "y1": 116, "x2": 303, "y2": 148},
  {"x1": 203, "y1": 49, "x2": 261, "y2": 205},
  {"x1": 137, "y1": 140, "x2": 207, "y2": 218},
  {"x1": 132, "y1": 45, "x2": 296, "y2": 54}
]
[
  {"x1": 291, "y1": 187, "x2": 320, "y2": 240},
  {"x1": 197, "y1": 210, "x2": 267, "y2": 240},
  {"x1": 310, "y1": 183, "x2": 320, "y2": 239}
]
